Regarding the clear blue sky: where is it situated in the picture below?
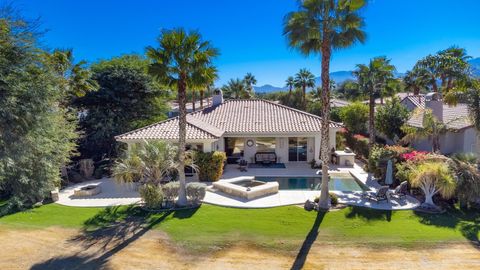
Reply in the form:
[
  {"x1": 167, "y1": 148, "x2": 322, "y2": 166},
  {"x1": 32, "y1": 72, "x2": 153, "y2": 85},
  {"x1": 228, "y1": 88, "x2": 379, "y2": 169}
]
[{"x1": 16, "y1": 0, "x2": 480, "y2": 86}]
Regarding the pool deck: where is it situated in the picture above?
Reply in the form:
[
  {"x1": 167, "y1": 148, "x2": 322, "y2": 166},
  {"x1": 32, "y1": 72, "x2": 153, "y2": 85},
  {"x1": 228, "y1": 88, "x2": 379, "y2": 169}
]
[
  {"x1": 56, "y1": 162, "x2": 420, "y2": 210},
  {"x1": 204, "y1": 162, "x2": 419, "y2": 210}
]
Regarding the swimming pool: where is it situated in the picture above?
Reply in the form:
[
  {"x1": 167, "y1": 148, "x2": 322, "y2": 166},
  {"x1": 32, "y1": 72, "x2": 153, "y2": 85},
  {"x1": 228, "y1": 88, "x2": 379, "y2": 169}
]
[{"x1": 255, "y1": 173, "x2": 369, "y2": 191}]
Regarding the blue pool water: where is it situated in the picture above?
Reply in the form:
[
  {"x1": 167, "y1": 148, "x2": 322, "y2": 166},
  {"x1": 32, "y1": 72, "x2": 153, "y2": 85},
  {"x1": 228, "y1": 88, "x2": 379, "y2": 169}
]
[{"x1": 255, "y1": 174, "x2": 369, "y2": 191}]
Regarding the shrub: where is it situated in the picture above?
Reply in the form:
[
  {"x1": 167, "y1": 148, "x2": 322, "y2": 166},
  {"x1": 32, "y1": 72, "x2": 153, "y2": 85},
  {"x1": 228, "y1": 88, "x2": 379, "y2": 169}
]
[
  {"x1": 329, "y1": 192, "x2": 339, "y2": 206},
  {"x1": 345, "y1": 133, "x2": 369, "y2": 158},
  {"x1": 336, "y1": 130, "x2": 347, "y2": 150},
  {"x1": 195, "y1": 151, "x2": 226, "y2": 182},
  {"x1": 339, "y1": 102, "x2": 369, "y2": 134},
  {"x1": 395, "y1": 161, "x2": 415, "y2": 183},
  {"x1": 162, "y1": 181, "x2": 180, "y2": 203},
  {"x1": 139, "y1": 184, "x2": 164, "y2": 209},
  {"x1": 368, "y1": 145, "x2": 412, "y2": 179},
  {"x1": 186, "y1": 182, "x2": 207, "y2": 204}
]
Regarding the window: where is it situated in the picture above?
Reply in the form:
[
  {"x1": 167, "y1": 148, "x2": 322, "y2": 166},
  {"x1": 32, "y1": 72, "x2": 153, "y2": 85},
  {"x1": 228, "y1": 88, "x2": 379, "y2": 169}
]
[
  {"x1": 256, "y1": 137, "x2": 276, "y2": 152},
  {"x1": 288, "y1": 137, "x2": 308, "y2": 162},
  {"x1": 225, "y1": 137, "x2": 244, "y2": 157}
]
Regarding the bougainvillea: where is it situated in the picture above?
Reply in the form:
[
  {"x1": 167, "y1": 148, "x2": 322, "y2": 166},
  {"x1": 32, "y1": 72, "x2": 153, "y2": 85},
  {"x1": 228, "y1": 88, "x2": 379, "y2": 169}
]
[{"x1": 400, "y1": 151, "x2": 429, "y2": 161}]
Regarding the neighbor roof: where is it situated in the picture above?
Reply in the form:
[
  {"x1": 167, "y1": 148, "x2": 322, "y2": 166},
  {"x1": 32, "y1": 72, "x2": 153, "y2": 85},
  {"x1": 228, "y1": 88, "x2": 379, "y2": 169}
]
[
  {"x1": 116, "y1": 99, "x2": 342, "y2": 141},
  {"x1": 403, "y1": 95, "x2": 473, "y2": 130}
]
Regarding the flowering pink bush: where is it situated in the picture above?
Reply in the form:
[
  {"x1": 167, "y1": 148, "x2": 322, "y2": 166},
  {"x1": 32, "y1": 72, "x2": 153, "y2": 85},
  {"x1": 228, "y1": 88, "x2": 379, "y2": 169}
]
[{"x1": 400, "y1": 151, "x2": 428, "y2": 161}]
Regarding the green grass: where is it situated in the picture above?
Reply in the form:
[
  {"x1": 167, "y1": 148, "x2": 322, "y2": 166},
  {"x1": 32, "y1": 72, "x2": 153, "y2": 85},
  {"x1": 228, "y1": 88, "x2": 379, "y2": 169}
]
[{"x1": 0, "y1": 203, "x2": 478, "y2": 251}]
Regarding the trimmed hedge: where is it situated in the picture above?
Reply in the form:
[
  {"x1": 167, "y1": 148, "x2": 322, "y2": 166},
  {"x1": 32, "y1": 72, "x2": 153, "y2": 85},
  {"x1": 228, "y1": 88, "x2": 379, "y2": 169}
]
[{"x1": 195, "y1": 151, "x2": 226, "y2": 182}]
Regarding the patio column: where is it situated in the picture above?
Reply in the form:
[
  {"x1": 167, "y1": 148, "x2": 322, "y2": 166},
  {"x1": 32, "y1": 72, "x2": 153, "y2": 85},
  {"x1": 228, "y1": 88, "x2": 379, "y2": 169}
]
[
  {"x1": 203, "y1": 141, "x2": 212, "y2": 152},
  {"x1": 314, "y1": 134, "x2": 321, "y2": 163}
]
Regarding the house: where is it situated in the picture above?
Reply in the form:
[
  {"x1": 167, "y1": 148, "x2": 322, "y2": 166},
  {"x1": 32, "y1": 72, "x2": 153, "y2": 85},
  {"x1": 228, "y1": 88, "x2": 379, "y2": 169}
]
[
  {"x1": 116, "y1": 90, "x2": 342, "y2": 164},
  {"x1": 400, "y1": 92, "x2": 479, "y2": 155},
  {"x1": 330, "y1": 98, "x2": 351, "y2": 108}
]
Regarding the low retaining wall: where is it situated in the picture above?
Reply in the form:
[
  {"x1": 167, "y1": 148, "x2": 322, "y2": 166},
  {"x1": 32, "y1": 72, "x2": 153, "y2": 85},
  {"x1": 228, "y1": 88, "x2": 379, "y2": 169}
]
[{"x1": 213, "y1": 181, "x2": 279, "y2": 200}]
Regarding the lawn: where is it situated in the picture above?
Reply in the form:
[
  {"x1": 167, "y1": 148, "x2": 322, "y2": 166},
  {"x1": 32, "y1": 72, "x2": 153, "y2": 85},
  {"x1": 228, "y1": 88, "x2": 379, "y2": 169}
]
[{"x1": 0, "y1": 203, "x2": 478, "y2": 251}]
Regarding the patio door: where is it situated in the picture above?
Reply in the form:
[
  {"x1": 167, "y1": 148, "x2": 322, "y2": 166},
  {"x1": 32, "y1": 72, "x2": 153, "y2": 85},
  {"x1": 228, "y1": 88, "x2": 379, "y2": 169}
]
[{"x1": 288, "y1": 137, "x2": 307, "y2": 162}]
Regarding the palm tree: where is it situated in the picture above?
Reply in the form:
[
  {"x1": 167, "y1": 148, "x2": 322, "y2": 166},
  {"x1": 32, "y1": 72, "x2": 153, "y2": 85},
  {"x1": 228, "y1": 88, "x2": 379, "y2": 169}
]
[
  {"x1": 284, "y1": 0, "x2": 367, "y2": 210},
  {"x1": 146, "y1": 28, "x2": 219, "y2": 206},
  {"x1": 401, "y1": 109, "x2": 447, "y2": 153},
  {"x1": 403, "y1": 69, "x2": 428, "y2": 96},
  {"x1": 294, "y1": 68, "x2": 315, "y2": 109},
  {"x1": 192, "y1": 65, "x2": 218, "y2": 110},
  {"x1": 353, "y1": 57, "x2": 396, "y2": 150},
  {"x1": 285, "y1": 76, "x2": 295, "y2": 98},
  {"x1": 449, "y1": 156, "x2": 480, "y2": 209},
  {"x1": 244, "y1": 72, "x2": 257, "y2": 97},
  {"x1": 222, "y1": 78, "x2": 250, "y2": 99},
  {"x1": 45, "y1": 49, "x2": 98, "y2": 104}
]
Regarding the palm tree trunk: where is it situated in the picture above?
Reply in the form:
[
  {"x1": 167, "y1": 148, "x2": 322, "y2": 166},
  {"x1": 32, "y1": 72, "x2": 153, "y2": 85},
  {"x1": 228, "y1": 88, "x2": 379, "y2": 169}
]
[
  {"x1": 318, "y1": 30, "x2": 332, "y2": 210},
  {"x1": 192, "y1": 89, "x2": 196, "y2": 111},
  {"x1": 177, "y1": 73, "x2": 188, "y2": 206},
  {"x1": 446, "y1": 77, "x2": 453, "y2": 91},
  {"x1": 369, "y1": 94, "x2": 375, "y2": 150},
  {"x1": 431, "y1": 76, "x2": 438, "y2": 93},
  {"x1": 414, "y1": 86, "x2": 420, "y2": 96},
  {"x1": 288, "y1": 86, "x2": 292, "y2": 99},
  {"x1": 302, "y1": 85, "x2": 306, "y2": 110},
  {"x1": 200, "y1": 89, "x2": 204, "y2": 109}
]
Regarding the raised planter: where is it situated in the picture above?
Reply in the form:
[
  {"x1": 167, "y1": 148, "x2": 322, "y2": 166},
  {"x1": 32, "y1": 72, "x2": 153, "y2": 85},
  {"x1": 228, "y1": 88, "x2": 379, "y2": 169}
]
[
  {"x1": 213, "y1": 178, "x2": 279, "y2": 200},
  {"x1": 73, "y1": 184, "x2": 101, "y2": 197}
]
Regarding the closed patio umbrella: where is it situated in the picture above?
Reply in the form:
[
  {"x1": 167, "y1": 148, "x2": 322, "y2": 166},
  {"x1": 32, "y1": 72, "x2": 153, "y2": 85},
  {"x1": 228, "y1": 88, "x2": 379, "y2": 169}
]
[{"x1": 385, "y1": 159, "x2": 393, "y2": 186}]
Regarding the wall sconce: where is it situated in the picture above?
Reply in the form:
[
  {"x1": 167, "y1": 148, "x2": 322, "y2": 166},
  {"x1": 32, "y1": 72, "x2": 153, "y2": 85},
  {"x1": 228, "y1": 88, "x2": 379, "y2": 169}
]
[{"x1": 309, "y1": 147, "x2": 313, "y2": 153}]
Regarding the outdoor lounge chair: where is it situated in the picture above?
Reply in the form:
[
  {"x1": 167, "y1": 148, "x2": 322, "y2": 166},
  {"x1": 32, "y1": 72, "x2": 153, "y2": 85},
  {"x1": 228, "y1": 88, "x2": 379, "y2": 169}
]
[
  {"x1": 391, "y1": 181, "x2": 408, "y2": 200},
  {"x1": 362, "y1": 186, "x2": 389, "y2": 203},
  {"x1": 238, "y1": 159, "x2": 248, "y2": 172}
]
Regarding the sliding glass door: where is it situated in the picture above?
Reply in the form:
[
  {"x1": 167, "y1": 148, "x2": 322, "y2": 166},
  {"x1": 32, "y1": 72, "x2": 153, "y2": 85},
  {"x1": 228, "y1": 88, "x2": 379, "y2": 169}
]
[{"x1": 288, "y1": 137, "x2": 307, "y2": 162}]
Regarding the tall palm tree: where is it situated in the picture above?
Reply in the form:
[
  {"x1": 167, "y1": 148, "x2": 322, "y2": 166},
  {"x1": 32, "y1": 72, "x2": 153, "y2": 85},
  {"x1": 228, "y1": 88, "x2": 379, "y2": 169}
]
[
  {"x1": 294, "y1": 68, "x2": 315, "y2": 109},
  {"x1": 285, "y1": 76, "x2": 295, "y2": 98},
  {"x1": 353, "y1": 56, "x2": 395, "y2": 150},
  {"x1": 146, "y1": 28, "x2": 219, "y2": 206},
  {"x1": 403, "y1": 69, "x2": 428, "y2": 96},
  {"x1": 222, "y1": 78, "x2": 250, "y2": 99},
  {"x1": 244, "y1": 72, "x2": 257, "y2": 97},
  {"x1": 284, "y1": 0, "x2": 367, "y2": 209}
]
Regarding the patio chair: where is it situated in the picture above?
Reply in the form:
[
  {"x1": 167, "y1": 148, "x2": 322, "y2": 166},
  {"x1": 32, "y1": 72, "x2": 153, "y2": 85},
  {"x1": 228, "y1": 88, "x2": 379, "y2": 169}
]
[
  {"x1": 362, "y1": 186, "x2": 389, "y2": 203},
  {"x1": 238, "y1": 159, "x2": 248, "y2": 172},
  {"x1": 391, "y1": 181, "x2": 408, "y2": 200}
]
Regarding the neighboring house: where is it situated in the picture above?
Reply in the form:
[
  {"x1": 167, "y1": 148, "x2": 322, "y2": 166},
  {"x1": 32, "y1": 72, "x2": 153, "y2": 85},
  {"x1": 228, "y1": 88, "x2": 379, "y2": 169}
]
[
  {"x1": 116, "y1": 90, "x2": 342, "y2": 164},
  {"x1": 400, "y1": 93, "x2": 479, "y2": 155},
  {"x1": 330, "y1": 98, "x2": 350, "y2": 109},
  {"x1": 168, "y1": 97, "x2": 212, "y2": 118}
]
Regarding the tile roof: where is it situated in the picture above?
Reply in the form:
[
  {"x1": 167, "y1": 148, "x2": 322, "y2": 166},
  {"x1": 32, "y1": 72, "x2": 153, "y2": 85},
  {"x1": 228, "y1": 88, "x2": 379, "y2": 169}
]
[
  {"x1": 330, "y1": 98, "x2": 350, "y2": 108},
  {"x1": 405, "y1": 97, "x2": 473, "y2": 130},
  {"x1": 116, "y1": 99, "x2": 342, "y2": 141},
  {"x1": 401, "y1": 95, "x2": 426, "y2": 108}
]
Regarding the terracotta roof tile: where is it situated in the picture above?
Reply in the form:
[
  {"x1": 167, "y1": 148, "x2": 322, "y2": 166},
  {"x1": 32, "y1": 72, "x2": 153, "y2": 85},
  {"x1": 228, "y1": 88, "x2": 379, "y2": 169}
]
[{"x1": 116, "y1": 99, "x2": 342, "y2": 141}]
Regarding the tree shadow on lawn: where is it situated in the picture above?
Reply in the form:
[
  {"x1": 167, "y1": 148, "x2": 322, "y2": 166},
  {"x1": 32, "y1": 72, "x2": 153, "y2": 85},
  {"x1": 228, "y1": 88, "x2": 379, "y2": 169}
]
[
  {"x1": 414, "y1": 206, "x2": 480, "y2": 248},
  {"x1": 290, "y1": 211, "x2": 326, "y2": 270},
  {"x1": 344, "y1": 206, "x2": 392, "y2": 222},
  {"x1": 30, "y1": 205, "x2": 198, "y2": 270}
]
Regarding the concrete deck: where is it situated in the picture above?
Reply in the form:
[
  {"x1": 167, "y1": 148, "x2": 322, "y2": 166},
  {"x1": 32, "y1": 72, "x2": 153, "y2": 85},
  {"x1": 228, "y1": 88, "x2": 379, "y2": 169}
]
[
  {"x1": 56, "y1": 162, "x2": 420, "y2": 210},
  {"x1": 57, "y1": 179, "x2": 141, "y2": 207}
]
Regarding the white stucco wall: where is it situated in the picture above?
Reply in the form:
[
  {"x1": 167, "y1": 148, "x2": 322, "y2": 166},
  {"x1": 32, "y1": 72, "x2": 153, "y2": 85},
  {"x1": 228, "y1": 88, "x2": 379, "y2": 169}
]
[
  {"x1": 276, "y1": 137, "x2": 289, "y2": 163},
  {"x1": 243, "y1": 137, "x2": 257, "y2": 163},
  {"x1": 412, "y1": 128, "x2": 479, "y2": 155}
]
